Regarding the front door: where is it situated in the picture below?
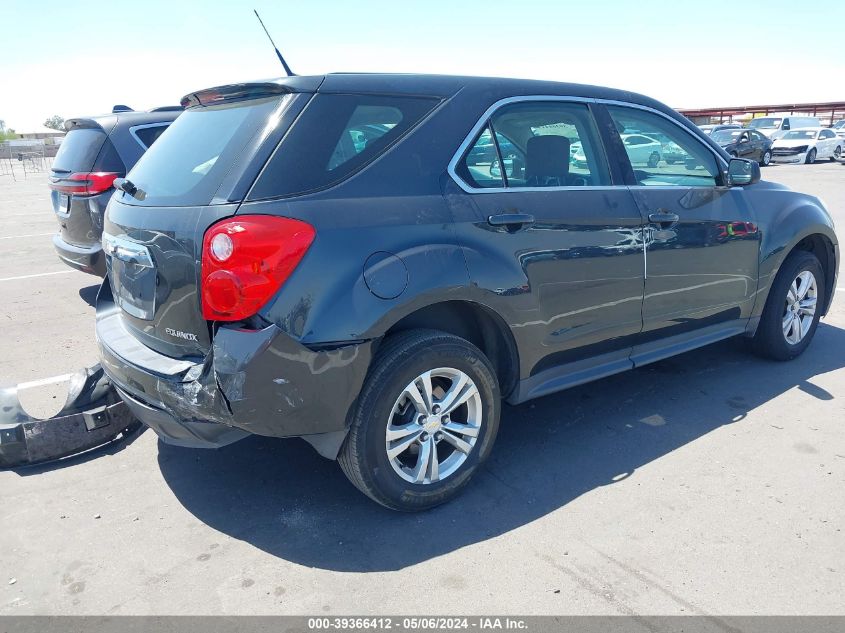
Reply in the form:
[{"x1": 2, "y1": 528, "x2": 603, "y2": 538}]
[
  {"x1": 448, "y1": 99, "x2": 645, "y2": 382},
  {"x1": 602, "y1": 105, "x2": 760, "y2": 358}
]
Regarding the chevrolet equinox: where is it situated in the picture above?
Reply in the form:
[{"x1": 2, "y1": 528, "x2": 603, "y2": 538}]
[{"x1": 96, "y1": 74, "x2": 839, "y2": 511}]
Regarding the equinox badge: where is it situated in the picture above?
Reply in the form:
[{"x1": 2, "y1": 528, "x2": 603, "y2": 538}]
[{"x1": 165, "y1": 328, "x2": 198, "y2": 341}]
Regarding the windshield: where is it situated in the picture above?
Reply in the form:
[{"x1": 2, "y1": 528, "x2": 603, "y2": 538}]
[
  {"x1": 712, "y1": 130, "x2": 742, "y2": 143},
  {"x1": 122, "y1": 96, "x2": 285, "y2": 206},
  {"x1": 781, "y1": 130, "x2": 817, "y2": 140},
  {"x1": 748, "y1": 118, "x2": 781, "y2": 129}
]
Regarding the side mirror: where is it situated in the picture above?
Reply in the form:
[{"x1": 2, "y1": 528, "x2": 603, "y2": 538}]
[{"x1": 727, "y1": 158, "x2": 760, "y2": 186}]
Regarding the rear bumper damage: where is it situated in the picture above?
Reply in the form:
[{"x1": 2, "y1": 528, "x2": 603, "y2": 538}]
[
  {"x1": 95, "y1": 288, "x2": 373, "y2": 459},
  {"x1": 0, "y1": 365, "x2": 139, "y2": 468}
]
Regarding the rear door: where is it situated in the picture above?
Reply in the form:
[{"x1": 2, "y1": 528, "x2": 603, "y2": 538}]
[
  {"x1": 449, "y1": 98, "x2": 645, "y2": 379},
  {"x1": 601, "y1": 104, "x2": 760, "y2": 359}
]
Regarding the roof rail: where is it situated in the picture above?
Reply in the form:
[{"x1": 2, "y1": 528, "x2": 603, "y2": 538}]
[
  {"x1": 150, "y1": 105, "x2": 184, "y2": 112},
  {"x1": 112, "y1": 105, "x2": 134, "y2": 112}
]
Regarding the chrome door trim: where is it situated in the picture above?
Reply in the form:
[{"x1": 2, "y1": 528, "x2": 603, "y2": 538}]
[{"x1": 447, "y1": 95, "x2": 730, "y2": 194}]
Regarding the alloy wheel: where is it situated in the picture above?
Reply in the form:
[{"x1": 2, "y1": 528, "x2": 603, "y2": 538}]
[
  {"x1": 385, "y1": 367, "x2": 482, "y2": 484},
  {"x1": 762, "y1": 150, "x2": 771, "y2": 166},
  {"x1": 782, "y1": 270, "x2": 817, "y2": 345}
]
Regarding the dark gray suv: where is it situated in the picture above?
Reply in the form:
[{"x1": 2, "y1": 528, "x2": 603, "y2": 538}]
[
  {"x1": 96, "y1": 74, "x2": 838, "y2": 511},
  {"x1": 49, "y1": 107, "x2": 180, "y2": 276}
]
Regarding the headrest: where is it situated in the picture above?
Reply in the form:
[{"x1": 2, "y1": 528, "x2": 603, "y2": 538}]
[{"x1": 526, "y1": 135, "x2": 571, "y2": 182}]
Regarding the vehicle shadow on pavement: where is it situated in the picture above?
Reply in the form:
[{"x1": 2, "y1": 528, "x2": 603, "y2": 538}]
[{"x1": 157, "y1": 322, "x2": 845, "y2": 572}]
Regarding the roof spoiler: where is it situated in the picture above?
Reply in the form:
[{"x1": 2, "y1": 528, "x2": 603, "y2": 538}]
[
  {"x1": 180, "y1": 82, "x2": 296, "y2": 108},
  {"x1": 150, "y1": 106, "x2": 184, "y2": 112},
  {"x1": 112, "y1": 105, "x2": 134, "y2": 113}
]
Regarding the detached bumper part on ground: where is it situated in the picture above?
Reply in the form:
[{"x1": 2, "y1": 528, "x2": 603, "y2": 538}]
[
  {"x1": 0, "y1": 365, "x2": 139, "y2": 468},
  {"x1": 95, "y1": 283, "x2": 373, "y2": 459}
]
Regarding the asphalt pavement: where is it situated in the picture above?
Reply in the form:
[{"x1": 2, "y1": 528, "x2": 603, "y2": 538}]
[{"x1": 1, "y1": 161, "x2": 843, "y2": 615}]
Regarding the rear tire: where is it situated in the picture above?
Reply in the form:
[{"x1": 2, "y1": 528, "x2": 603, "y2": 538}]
[
  {"x1": 339, "y1": 329, "x2": 500, "y2": 511},
  {"x1": 831, "y1": 146, "x2": 841, "y2": 161},
  {"x1": 752, "y1": 251, "x2": 825, "y2": 361},
  {"x1": 761, "y1": 150, "x2": 772, "y2": 166}
]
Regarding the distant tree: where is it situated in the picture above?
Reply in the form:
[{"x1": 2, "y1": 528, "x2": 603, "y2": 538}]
[
  {"x1": 43, "y1": 115, "x2": 65, "y2": 131},
  {"x1": 0, "y1": 120, "x2": 16, "y2": 141}
]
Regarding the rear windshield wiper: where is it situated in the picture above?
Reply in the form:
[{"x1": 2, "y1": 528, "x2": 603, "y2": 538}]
[{"x1": 114, "y1": 178, "x2": 145, "y2": 200}]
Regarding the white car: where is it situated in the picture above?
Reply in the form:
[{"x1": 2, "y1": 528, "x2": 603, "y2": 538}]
[
  {"x1": 771, "y1": 128, "x2": 843, "y2": 164},
  {"x1": 620, "y1": 133, "x2": 662, "y2": 167}
]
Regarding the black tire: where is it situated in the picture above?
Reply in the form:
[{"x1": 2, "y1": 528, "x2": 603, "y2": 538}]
[
  {"x1": 761, "y1": 150, "x2": 772, "y2": 166},
  {"x1": 665, "y1": 159, "x2": 677, "y2": 165},
  {"x1": 339, "y1": 329, "x2": 501, "y2": 511},
  {"x1": 805, "y1": 148, "x2": 817, "y2": 164},
  {"x1": 831, "y1": 146, "x2": 842, "y2": 162},
  {"x1": 752, "y1": 251, "x2": 825, "y2": 361},
  {"x1": 647, "y1": 152, "x2": 660, "y2": 168}
]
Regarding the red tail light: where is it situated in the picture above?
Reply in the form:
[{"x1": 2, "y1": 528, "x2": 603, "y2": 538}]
[
  {"x1": 201, "y1": 215, "x2": 316, "y2": 321},
  {"x1": 49, "y1": 172, "x2": 119, "y2": 196}
]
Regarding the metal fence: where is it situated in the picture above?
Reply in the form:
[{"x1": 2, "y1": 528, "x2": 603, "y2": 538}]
[{"x1": 0, "y1": 141, "x2": 52, "y2": 181}]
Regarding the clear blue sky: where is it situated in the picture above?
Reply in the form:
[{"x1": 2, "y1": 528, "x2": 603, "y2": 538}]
[{"x1": 2, "y1": 0, "x2": 844, "y2": 131}]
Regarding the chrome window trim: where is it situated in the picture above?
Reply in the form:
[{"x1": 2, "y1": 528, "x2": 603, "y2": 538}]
[
  {"x1": 447, "y1": 95, "x2": 729, "y2": 194},
  {"x1": 129, "y1": 122, "x2": 170, "y2": 150}
]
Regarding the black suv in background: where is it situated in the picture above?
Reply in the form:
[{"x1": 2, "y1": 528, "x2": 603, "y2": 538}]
[
  {"x1": 49, "y1": 107, "x2": 181, "y2": 276},
  {"x1": 97, "y1": 75, "x2": 838, "y2": 511}
]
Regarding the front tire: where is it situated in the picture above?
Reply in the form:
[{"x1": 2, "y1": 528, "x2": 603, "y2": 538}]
[
  {"x1": 805, "y1": 148, "x2": 817, "y2": 164},
  {"x1": 647, "y1": 152, "x2": 660, "y2": 168},
  {"x1": 339, "y1": 329, "x2": 501, "y2": 511},
  {"x1": 752, "y1": 251, "x2": 825, "y2": 361}
]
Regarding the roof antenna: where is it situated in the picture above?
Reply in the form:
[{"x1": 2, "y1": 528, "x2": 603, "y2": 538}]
[{"x1": 254, "y1": 9, "x2": 296, "y2": 76}]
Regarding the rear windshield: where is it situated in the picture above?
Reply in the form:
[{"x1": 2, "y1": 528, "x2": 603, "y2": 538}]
[
  {"x1": 52, "y1": 128, "x2": 107, "y2": 173},
  {"x1": 712, "y1": 130, "x2": 742, "y2": 143},
  {"x1": 120, "y1": 97, "x2": 283, "y2": 206},
  {"x1": 248, "y1": 93, "x2": 440, "y2": 199},
  {"x1": 749, "y1": 118, "x2": 781, "y2": 129}
]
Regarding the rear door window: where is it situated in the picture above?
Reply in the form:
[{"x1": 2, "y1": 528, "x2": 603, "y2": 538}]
[
  {"x1": 456, "y1": 125, "x2": 505, "y2": 189},
  {"x1": 121, "y1": 96, "x2": 284, "y2": 206},
  {"x1": 249, "y1": 94, "x2": 440, "y2": 199},
  {"x1": 455, "y1": 100, "x2": 611, "y2": 190}
]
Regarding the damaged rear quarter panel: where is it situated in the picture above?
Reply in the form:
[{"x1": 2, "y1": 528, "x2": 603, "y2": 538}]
[{"x1": 209, "y1": 324, "x2": 373, "y2": 437}]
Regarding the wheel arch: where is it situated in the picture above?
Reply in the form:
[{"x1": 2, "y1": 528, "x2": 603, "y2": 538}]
[
  {"x1": 758, "y1": 225, "x2": 838, "y2": 319},
  {"x1": 378, "y1": 299, "x2": 520, "y2": 399},
  {"x1": 788, "y1": 233, "x2": 838, "y2": 315}
]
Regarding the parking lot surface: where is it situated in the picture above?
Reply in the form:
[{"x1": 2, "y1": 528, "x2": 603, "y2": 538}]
[{"x1": 1, "y1": 162, "x2": 843, "y2": 615}]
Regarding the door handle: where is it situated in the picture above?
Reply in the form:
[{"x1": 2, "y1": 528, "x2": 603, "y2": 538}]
[
  {"x1": 488, "y1": 213, "x2": 535, "y2": 228},
  {"x1": 648, "y1": 211, "x2": 679, "y2": 227}
]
